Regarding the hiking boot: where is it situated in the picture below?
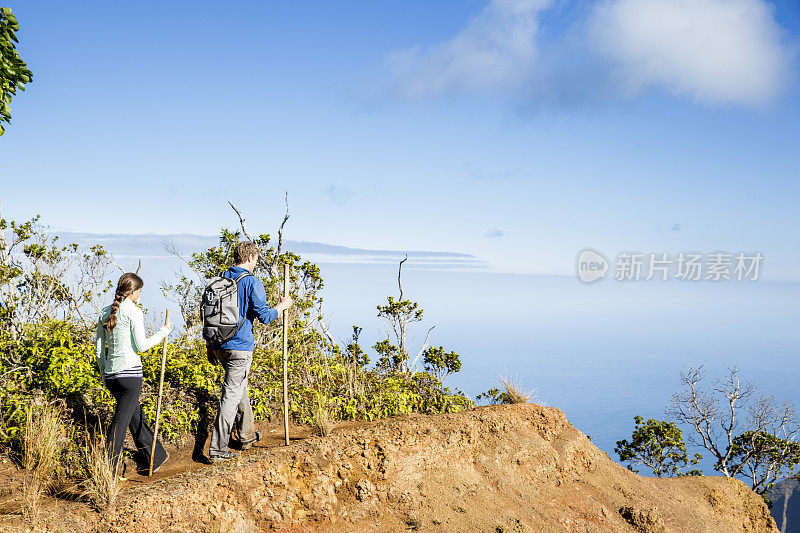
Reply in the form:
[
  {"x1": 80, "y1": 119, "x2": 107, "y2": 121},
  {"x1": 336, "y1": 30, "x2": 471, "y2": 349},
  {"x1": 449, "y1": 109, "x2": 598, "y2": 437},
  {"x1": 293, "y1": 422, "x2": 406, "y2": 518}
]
[
  {"x1": 240, "y1": 430, "x2": 261, "y2": 451},
  {"x1": 210, "y1": 450, "x2": 240, "y2": 463},
  {"x1": 152, "y1": 452, "x2": 169, "y2": 474}
]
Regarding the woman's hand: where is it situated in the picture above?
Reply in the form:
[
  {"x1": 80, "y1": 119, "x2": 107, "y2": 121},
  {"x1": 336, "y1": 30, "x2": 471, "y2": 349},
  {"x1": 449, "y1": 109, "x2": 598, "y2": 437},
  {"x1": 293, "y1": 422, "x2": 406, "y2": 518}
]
[{"x1": 164, "y1": 321, "x2": 173, "y2": 334}]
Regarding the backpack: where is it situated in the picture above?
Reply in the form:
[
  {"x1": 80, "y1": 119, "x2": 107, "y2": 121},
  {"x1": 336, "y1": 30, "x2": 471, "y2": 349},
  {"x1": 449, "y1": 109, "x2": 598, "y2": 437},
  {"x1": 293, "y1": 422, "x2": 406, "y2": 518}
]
[{"x1": 201, "y1": 271, "x2": 251, "y2": 344}]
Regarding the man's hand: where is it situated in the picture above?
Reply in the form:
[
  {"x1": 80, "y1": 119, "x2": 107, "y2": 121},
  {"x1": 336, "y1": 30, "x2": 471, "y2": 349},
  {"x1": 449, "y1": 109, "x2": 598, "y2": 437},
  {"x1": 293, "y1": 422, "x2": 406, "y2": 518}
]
[
  {"x1": 206, "y1": 343, "x2": 217, "y2": 365},
  {"x1": 275, "y1": 295, "x2": 293, "y2": 313}
]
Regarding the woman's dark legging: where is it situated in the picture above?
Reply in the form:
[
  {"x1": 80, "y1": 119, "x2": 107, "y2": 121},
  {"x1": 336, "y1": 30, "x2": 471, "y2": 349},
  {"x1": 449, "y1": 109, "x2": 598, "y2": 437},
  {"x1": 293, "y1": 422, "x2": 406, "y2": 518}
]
[{"x1": 105, "y1": 376, "x2": 167, "y2": 474}]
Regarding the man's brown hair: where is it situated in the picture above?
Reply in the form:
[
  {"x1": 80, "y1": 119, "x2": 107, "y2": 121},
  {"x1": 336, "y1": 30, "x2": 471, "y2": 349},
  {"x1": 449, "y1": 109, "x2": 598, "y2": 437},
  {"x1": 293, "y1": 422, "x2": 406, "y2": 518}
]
[{"x1": 233, "y1": 241, "x2": 260, "y2": 265}]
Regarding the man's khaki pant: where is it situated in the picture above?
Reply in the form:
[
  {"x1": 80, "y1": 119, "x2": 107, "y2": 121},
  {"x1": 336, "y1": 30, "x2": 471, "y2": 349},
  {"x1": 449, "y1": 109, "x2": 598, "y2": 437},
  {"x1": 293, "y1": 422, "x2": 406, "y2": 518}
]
[{"x1": 210, "y1": 349, "x2": 255, "y2": 456}]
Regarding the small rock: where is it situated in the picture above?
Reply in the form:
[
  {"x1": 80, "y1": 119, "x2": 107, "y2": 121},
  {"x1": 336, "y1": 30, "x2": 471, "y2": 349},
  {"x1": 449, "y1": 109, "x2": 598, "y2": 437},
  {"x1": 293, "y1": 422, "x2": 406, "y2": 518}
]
[
  {"x1": 387, "y1": 486, "x2": 402, "y2": 503},
  {"x1": 619, "y1": 506, "x2": 666, "y2": 533},
  {"x1": 707, "y1": 489, "x2": 723, "y2": 510},
  {"x1": 356, "y1": 479, "x2": 376, "y2": 501}
]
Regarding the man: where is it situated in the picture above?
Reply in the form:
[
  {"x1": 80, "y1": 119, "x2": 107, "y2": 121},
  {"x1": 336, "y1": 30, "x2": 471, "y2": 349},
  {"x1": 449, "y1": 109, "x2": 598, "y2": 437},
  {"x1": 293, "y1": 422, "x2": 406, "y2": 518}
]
[{"x1": 207, "y1": 241, "x2": 292, "y2": 462}]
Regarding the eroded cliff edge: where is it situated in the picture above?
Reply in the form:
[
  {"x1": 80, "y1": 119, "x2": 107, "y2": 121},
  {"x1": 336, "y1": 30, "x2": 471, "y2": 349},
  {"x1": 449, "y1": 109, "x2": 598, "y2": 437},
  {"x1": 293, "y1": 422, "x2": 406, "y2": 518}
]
[{"x1": 71, "y1": 404, "x2": 779, "y2": 531}]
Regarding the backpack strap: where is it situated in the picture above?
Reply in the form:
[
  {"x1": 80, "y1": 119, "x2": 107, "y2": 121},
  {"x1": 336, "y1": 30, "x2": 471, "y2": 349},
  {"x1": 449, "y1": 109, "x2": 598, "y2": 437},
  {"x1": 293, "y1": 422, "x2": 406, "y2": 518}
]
[
  {"x1": 103, "y1": 326, "x2": 111, "y2": 374},
  {"x1": 233, "y1": 271, "x2": 252, "y2": 283},
  {"x1": 218, "y1": 270, "x2": 252, "y2": 283},
  {"x1": 229, "y1": 271, "x2": 253, "y2": 337}
]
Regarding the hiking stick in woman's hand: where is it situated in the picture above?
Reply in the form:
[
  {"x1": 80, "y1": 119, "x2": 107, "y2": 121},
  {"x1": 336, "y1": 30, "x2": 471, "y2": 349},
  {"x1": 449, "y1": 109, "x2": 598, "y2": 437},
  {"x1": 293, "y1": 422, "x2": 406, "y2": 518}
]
[{"x1": 149, "y1": 309, "x2": 170, "y2": 476}]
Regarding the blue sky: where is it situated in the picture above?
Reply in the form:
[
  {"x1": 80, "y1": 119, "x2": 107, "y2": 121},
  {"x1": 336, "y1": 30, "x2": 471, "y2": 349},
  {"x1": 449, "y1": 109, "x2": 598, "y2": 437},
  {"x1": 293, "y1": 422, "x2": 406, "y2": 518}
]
[{"x1": 2, "y1": 0, "x2": 800, "y2": 279}]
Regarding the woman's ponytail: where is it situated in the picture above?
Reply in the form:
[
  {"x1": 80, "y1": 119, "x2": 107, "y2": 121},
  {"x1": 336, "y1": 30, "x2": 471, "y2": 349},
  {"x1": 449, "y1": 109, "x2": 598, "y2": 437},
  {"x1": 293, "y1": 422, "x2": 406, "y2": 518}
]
[{"x1": 103, "y1": 272, "x2": 144, "y2": 332}]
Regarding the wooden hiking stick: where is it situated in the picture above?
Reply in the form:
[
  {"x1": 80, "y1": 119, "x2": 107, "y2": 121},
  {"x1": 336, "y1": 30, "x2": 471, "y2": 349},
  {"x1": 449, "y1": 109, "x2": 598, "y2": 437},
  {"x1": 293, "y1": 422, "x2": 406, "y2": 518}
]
[
  {"x1": 282, "y1": 264, "x2": 290, "y2": 446},
  {"x1": 149, "y1": 309, "x2": 170, "y2": 476}
]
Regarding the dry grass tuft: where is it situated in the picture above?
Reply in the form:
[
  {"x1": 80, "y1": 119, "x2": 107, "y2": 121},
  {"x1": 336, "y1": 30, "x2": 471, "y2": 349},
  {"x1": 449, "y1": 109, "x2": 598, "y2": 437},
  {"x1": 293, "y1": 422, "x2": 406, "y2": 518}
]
[
  {"x1": 498, "y1": 373, "x2": 535, "y2": 404},
  {"x1": 20, "y1": 400, "x2": 66, "y2": 519},
  {"x1": 20, "y1": 472, "x2": 42, "y2": 520},
  {"x1": 312, "y1": 397, "x2": 336, "y2": 437},
  {"x1": 22, "y1": 400, "x2": 65, "y2": 477},
  {"x1": 79, "y1": 432, "x2": 122, "y2": 511}
]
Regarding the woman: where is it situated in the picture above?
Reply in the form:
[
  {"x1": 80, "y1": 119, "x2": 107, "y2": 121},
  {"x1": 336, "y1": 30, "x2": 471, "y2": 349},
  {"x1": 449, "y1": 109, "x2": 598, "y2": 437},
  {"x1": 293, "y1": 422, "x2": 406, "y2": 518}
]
[{"x1": 95, "y1": 272, "x2": 172, "y2": 475}]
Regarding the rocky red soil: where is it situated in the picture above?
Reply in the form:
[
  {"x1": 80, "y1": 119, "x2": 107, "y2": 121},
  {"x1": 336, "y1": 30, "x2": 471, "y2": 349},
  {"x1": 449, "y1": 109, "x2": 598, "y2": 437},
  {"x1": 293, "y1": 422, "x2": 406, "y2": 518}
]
[{"x1": 0, "y1": 403, "x2": 778, "y2": 532}]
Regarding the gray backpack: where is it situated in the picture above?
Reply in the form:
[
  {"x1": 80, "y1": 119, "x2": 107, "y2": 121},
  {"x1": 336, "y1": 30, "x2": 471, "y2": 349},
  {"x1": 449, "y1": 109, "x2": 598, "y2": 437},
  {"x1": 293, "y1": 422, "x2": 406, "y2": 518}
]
[{"x1": 201, "y1": 271, "x2": 251, "y2": 344}]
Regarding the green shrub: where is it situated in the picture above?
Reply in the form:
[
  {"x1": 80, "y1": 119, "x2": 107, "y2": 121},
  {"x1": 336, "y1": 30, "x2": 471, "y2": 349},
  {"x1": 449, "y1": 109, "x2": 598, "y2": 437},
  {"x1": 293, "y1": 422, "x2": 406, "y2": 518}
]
[
  {"x1": 0, "y1": 320, "x2": 473, "y2": 450},
  {"x1": 615, "y1": 415, "x2": 701, "y2": 477}
]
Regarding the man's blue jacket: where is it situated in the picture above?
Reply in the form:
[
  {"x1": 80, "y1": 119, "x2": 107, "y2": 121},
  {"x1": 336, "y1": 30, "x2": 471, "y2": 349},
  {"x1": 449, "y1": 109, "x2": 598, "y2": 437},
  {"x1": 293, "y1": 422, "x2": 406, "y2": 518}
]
[{"x1": 211, "y1": 266, "x2": 279, "y2": 352}]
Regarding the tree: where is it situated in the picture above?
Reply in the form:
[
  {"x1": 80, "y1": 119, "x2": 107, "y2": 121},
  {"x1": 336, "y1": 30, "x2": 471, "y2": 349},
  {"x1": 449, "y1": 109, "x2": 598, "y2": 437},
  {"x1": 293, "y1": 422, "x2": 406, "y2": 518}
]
[
  {"x1": 0, "y1": 7, "x2": 33, "y2": 135},
  {"x1": 423, "y1": 346, "x2": 461, "y2": 382},
  {"x1": 729, "y1": 429, "x2": 800, "y2": 495},
  {"x1": 345, "y1": 326, "x2": 368, "y2": 367},
  {"x1": 615, "y1": 415, "x2": 701, "y2": 477},
  {"x1": 667, "y1": 365, "x2": 800, "y2": 494},
  {"x1": 368, "y1": 255, "x2": 463, "y2": 385},
  {"x1": 0, "y1": 209, "x2": 114, "y2": 348},
  {"x1": 374, "y1": 338, "x2": 401, "y2": 371},
  {"x1": 375, "y1": 255, "x2": 423, "y2": 372}
]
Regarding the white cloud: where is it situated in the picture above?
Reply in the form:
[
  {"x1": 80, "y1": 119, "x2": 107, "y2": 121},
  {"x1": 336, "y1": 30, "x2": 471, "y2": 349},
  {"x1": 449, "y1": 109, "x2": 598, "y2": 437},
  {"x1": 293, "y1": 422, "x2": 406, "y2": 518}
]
[
  {"x1": 591, "y1": 0, "x2": 793, "y2": 106},
  {"x1": 382, "y1": 0, "x2": 793, "y2": 107},
  {"x1": 385, "y1": 0, "x2": 553, "y2": 97},
  {"x1": 485, "y1": 228, "x2": 510, "y2": 238},
  {"x1": 323, "y1": 184, "x2": 355, "y2": 206}
]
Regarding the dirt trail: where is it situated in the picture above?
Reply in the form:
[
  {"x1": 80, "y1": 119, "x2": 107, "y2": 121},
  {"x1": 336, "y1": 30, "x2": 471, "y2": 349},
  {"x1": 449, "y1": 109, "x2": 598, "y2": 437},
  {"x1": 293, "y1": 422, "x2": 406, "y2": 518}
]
[
  {"x1": 121, "y1": 418, "x2": 320, "y2": 484},
  {"x1": 0, "y1": 404, "x2": 779, "y2": 532}
]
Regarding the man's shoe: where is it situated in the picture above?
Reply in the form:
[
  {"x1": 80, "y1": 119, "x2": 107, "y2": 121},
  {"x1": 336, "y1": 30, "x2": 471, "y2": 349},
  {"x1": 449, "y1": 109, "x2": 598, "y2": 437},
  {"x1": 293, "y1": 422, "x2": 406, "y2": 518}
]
[
  {"x1": 240, "y1": 431, "x2": 261, "y2": 451},
  {"x1": 210, "y1": 450, "x2": 240, "y2": 463}
]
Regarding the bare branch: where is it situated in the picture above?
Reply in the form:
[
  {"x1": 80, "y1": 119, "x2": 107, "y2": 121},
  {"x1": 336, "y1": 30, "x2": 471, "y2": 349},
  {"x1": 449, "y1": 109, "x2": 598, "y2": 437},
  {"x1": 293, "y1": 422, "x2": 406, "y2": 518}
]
[
  {"x1": 273, "y1": 191, "x2": 290, "y2": 276},
  {"x1": 163, "y1": 241, "x2": 194, "y2": 268},
  {"x1": 397, "y1": 253, "x2": 408, "y2": 301},
  {"x1": 106, "y1": 256, "x2": 136, "y2": 275},
  {"x1": 0, "y1": 197, "x2": 11, "y2": 268},
  {"x1": 316, "y1": 305, "x2": 337, "y2": 346},
  {"x1": 667, "y1": 365, "x2": 725, "y2": 469},
  {"x1": 228, "y1": 199, "x2": 256, "y2": 243},
  {"x1": 406, "y1": 325, "x2": 435, "y2": 374}
]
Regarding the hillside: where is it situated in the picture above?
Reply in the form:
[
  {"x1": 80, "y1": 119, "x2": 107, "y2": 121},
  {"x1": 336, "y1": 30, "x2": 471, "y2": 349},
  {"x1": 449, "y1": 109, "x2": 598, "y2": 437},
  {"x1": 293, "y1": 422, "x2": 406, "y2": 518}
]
[
  {"x1": 768, "y1": 477, "x2": 800, "y2": 533},
  {"x1": 1, "y1": 403, "x2": 778, "y2": 532}
]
